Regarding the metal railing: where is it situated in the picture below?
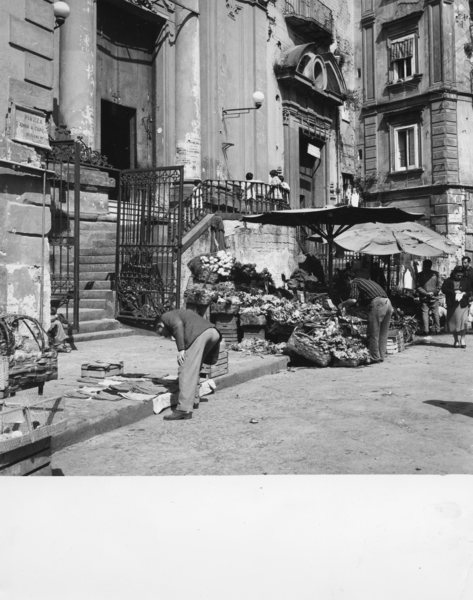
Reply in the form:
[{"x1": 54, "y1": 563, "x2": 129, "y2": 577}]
[
  {"x1": 283, "y1": 0, "x2": 333, "y2": 34},
  {"x1": 171, "y1": 179, "x2": 290, "y2": 240}
]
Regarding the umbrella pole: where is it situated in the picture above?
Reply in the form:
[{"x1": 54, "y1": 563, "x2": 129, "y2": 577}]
[{"x1": 327, "y1": 225, "x2": 334, "y2": 290}]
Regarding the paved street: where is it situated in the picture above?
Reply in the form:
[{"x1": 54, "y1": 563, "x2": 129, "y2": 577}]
[{"x1": 52, "y1": 333, "x2": 473, "y2": 475}]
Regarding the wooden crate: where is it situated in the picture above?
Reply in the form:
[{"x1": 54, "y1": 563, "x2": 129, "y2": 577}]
[
  {"x1": 200, "y1": 342, "x2": 229, "y2": 378},
  {"x1": 386, "y1": 330, "x2": 405, "y2": 355},
  {"x1": 212, "y1": 314, "x2": 239, "y2": 344},
  {"x1": 0, "y1": 396, "x2": 67, "y2": 476},
  {"x1": 81, "y1": 361, "x2": 124, "y2": 379}
]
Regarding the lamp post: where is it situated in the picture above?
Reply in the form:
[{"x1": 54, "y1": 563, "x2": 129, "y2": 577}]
[
  {"x1": 222, "y1": 91, "x2": 265, "y2": 119},
  {"x1": 53, "y1": 1, "x2": 71, "y2": 29}
]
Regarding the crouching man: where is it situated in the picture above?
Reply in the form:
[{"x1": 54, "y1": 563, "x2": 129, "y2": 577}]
[
  {"x1": 156, "y1": 309, "x2": 222, "y2": 421},
  {"x1": 338, "y1": 270, "x2": 393, "y2": 363}
]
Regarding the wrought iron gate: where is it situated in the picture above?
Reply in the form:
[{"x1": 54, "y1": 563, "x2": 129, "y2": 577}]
[
  {"x1": 46, "y1": 139, "x2": 81, "y2": 331},
  {"x1": 116, "y1": 166, "x2": 184, "y2": 324}
]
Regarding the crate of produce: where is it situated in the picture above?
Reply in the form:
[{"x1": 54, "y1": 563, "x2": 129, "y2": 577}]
[
  {"x1": 241, "y1": 325, "x2": 265, "y2": 340},
  {"x1": 239, "y1": 313, "x2": 267, "y2": 327},
  {"x1": 210, "y1": 302, "x2": 240, "y2": 315},
  {"x1": 212, "y1": 314, "x2": 239, "y2": 343},
  {"x1": 200, "y1": 341, "x2": 228, "y2": 378},
  {"x1": 0, "y1": 396, "x2": 67, "y2": 476},
  {"x1": 81, "y1": 360, "x2": 124, "y2": 379}
]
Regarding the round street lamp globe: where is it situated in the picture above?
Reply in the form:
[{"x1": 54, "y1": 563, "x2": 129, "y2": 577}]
[
  {"x1": 252, "y1": 91, "x2": 265, "y2": 108},
  {"x1": 53, "y1": 1, "x2": 71, "y2": 22}
]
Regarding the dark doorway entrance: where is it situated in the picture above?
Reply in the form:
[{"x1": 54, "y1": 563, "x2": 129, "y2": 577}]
[
  {"x1": 299, "y1": 132, "x2": 324, "y2": 208},
  {"x1": 101, "y1": 100, "x2": 136, "y2": 170}
]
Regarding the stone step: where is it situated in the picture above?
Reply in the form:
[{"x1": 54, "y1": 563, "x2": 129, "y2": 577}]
[
  {"x1": 79, "y1": 270, "x2": 114, "y2": 282},
  {"x1": 79, "y1": 254, "x2": 116, "y2": 264},
  {"x1": 76, "y1": 318, "x2": 123, "y2": 334},
  {"x1": 80, "y1": 246, "x2": 116, "y2": 255},
  {"x1": 79, "y1": 263, "x2": 115, "y2": 273},
  {"x1": 79, "y1": 298, "x2": 108, "y2": 310},
  {"x1": 60, "y1": 307, "x2": 106, "y2": 322},
  {"x1": 80, "y1": 289, "x2": 114, "y2": 300},
  {"x1": 79, "y1": 280, "x2": 112, "y2": 290},
  {"x1": 73, "y1": 327, "x2": 136, "y2": 343}
]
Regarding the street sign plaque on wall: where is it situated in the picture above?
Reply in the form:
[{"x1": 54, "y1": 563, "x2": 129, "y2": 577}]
[{"x1": 10, "y1": 104, "x2": 51, "y2": 150}]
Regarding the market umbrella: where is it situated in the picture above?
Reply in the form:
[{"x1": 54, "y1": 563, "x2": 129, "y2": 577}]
[
  {"x1": 330, "y1": 221, "x2": 458, "y2": 257},
  {"x1": 242, "y1": 206, "x2": 423, "y2": 284}
]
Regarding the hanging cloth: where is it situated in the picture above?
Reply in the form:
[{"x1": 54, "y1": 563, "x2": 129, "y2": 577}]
[{"x1": 390, "y1": 38, "x2": 413, "y2": 62}]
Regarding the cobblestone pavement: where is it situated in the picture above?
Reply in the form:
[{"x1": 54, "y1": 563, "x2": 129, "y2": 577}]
[{"x1": 52, "y1": 333, "x2": 473, "y2": 475}]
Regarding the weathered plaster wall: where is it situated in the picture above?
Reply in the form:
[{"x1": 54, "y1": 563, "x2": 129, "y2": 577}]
[
  {"x1": 180, "y1": 219, "x2": 299, "y2": 304},
  {"x1": 0, "y1": 170, "x2": 51, "y2": 325}
]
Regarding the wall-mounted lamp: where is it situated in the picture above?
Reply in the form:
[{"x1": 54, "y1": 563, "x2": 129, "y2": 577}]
[
  {"x1": 222, "y1": 91, "x2": 265, "y2": 119},
  {"x1": 53, "y1": 1, "x2": 71, "y2": 29}
]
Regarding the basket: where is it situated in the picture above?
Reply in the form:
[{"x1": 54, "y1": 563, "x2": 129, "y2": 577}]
[
  {"x1": 0, "y1": 314, "x2": 58, "y2": 397},
  {"x1": 266, "y1": 322, "x2": 295, "y2": 343},
  {"x1": 286, "y1": 329, "x2": 332, "y2": 367},
  {"x1": 332, "y1": 357, "x2": 360, "y2": 368}
]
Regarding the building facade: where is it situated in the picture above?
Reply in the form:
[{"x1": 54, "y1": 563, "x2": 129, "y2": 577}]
[
  {"x1": 0, "y1": 0, "x2": 358, "y2": 325},
  {"x1": 357, "y1": 0, "x2": 473, "y2": 274}
]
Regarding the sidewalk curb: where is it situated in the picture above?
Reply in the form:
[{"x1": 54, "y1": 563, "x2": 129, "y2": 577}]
[{"x1": 51, "y1": 355, "x2": 289, "y2": 452}]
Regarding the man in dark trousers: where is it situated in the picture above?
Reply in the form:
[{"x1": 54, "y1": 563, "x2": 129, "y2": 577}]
[
  {"x1": 338, "y1": 270, "x2": 393, "y2": 363},
  {"x1": 156, "y1": 309, "x2": 221, "y2": 421},
  {"x1": 416, "y1": 259, "x2": 441, "y2": 336}
]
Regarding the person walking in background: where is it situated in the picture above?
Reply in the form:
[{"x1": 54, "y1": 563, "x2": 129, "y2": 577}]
[
  {"x1": 156, "y1": 309, "x2": 221, "y2": 420},
  {"x1": 461, "y1": 255, "x2": 473, "y2": 284},
  {"x1": 338, "y1": 270, "x2": 393, "y2": 363},
  {"x1": 441, "y1": 266, "x2": 473, "y2": 348},
  {"x1": 416, "y1": 259, "x2": 441, "y2": 336}
]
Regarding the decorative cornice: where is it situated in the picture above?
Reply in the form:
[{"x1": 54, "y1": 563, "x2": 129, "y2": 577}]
[
  {"x1": 282, "y1": 103, "x2": 332, "y2": 140},
  {"x1": 124, "y1": 0, "x2": 175, "y2": 14}
]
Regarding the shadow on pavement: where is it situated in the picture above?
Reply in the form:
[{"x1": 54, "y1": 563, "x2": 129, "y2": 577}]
[
  {"x1": 51, "y1": 468, "x2": 65, "y2": 476},
  {"x1": 424, "y1": 400, "x2": 473, "y2": 418}
]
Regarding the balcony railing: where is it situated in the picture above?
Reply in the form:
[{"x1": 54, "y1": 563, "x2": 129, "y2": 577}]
[
  {"x1": 170, "y1": 179, "x2": 290, "y2": 240},
  {"x1": 283, "y1": 0, "x2": 333, "y2": 36}
]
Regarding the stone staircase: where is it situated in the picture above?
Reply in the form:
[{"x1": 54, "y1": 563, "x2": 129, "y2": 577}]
[{"x1": 72, "y1": 241, "x2": 135, "y2": 342}]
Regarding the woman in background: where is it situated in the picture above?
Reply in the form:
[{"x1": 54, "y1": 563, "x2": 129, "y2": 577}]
[{"x1": 441, "y1": 266, "x2": 473, "y2": 348}]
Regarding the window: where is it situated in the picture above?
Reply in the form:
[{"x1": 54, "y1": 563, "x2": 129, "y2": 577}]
[
  {"x1": 390, "y1": 34, "x2": 416, "y2": 82},
  {"x1": 393, "y1": 124, "x2": 419, "y2": 171}
]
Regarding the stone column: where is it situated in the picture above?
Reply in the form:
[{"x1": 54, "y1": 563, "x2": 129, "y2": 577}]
[
  {"x1": 174, "y1": 0, "x2": 201, "y2": 179},
  {"x1": 58, "y1": 0, "x2": 96, "y2": 145}
]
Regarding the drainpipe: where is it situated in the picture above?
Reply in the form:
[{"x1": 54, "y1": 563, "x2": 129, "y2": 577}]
[{"x1": 40, "y1": 171, "x2": 47, "y2": 327}]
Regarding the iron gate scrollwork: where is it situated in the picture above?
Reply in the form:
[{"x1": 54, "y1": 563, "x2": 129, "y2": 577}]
[
  {"x1": 116, "y1": 166, "x2": 184, "y2": 323},
  {"x1": 46, "y1": 139, "x2": 81, "y2": 331}
]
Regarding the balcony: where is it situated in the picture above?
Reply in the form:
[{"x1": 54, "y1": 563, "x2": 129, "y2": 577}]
[{"x1": 283, "y1": 0, "x2": 333, "y2": 44}]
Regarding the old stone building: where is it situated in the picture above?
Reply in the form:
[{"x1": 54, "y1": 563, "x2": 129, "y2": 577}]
[
  {"x1": 357, "y1": 0, "x2": 473, "y2": 275},
  {"x1": 0, "y1": 0, "x2": 357, "y2": 331}
]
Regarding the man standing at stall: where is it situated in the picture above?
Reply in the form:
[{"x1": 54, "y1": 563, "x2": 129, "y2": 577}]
[
  {"x1": 416, "y1": 259, "x2": 441, "y2": 336},
  {"x1": 155, "y1": 308, "x2": 221, "y2": 421},
  {"x1": 338, "y1": 270, "x2": 393, "y2": 363}
]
